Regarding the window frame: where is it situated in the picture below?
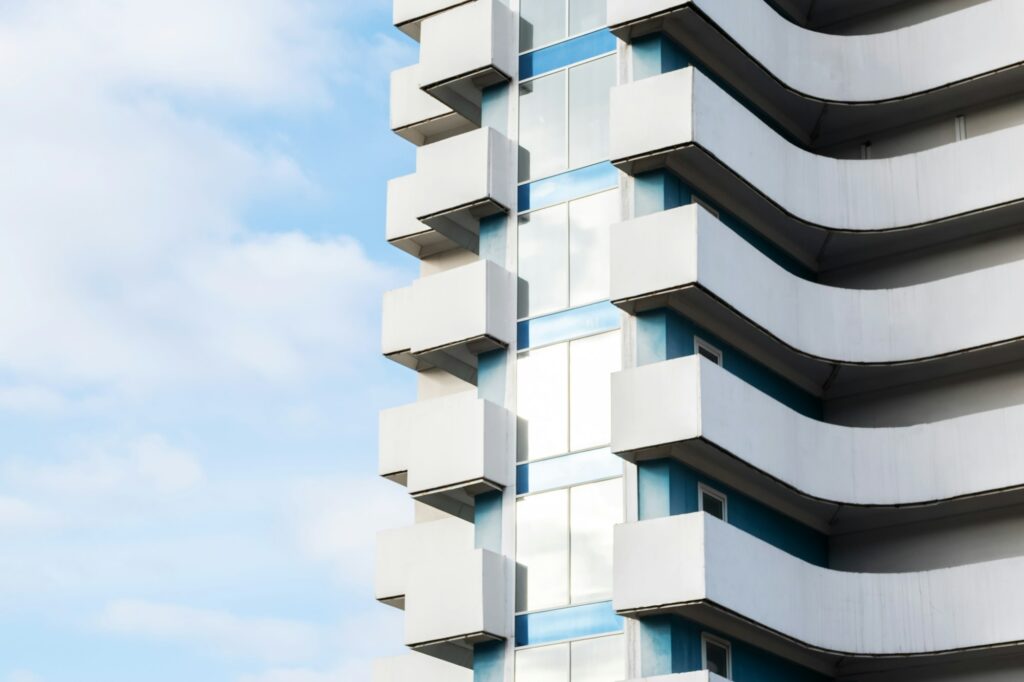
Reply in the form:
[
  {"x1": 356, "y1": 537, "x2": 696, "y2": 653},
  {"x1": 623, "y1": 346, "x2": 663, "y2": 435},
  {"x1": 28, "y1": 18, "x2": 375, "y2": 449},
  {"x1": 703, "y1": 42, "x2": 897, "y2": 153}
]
[
  {"x1": 701, "y1": 632, "x2": 732, "y2": 679},
  {"x1": 698, "y1": 483, "x2": 728, "y2": 522},
  {"x1": 694, "y1": 337, "x2": 723, "y2": 366},
  {"x1": 519, "y1": 0, "x2": 607, "y2": 55}
]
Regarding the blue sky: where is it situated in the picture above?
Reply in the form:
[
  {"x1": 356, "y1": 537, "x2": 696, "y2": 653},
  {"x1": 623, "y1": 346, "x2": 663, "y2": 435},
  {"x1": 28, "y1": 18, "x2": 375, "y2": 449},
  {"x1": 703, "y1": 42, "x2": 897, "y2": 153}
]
[{"x1": 0, "y1": 2, "x2": 421, "y2": 680}]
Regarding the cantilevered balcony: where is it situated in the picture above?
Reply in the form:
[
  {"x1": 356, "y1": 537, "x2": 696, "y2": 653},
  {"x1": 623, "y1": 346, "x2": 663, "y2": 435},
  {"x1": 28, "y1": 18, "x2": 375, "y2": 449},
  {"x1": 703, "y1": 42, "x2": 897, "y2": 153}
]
[
  {"x1": 374, "y1": 653, "x2": 472, "y2": 682},
  {"x1": 609, "y1": 0, "x2": 1024, "y2": 147},
  {"x1": 393, "y1": 0, "x2": 472, "y2": 40},
  {"x1": 387, "y1": 127, "x2": 515, "y2": 257},
  {"x1": 376, "y1": 518, "x2": 511, "y2": 666},
  {"x1": 609, "y1": 203, "x2": 1024, "y2": 398},
  {"x1": 379, "y1": 391, "x2": 514, "y2": 518},
  {"x1": 381, "y1": 260, "x2": 516, "y2": 384},
  {"x1": 615, "y1": 514, "x2": 1024, "y2": 674},
  {"x1": 418, "y1": 0, "x2": 515, "y2": 120},
  {"x1": 611, "y1": 355, "x2": 1024, "y2": 532},
  {"x1": 611, "y1": 66, "x2": 1024, "y2": 272},
  {"x1": 391, "y1": 64, "x2": 475, "y2": 146}
]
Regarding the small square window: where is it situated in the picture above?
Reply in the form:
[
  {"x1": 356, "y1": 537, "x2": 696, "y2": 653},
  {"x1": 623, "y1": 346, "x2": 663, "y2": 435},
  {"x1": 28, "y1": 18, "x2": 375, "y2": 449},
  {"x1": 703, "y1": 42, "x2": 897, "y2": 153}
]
[
  {"x1": 694, "y1": 337, "x2": 722, "y2": 366},
  {"x1": 698, "y1": 483, "x2": 728, "y2": 522},
  {"x1": 702, "y1": 634, "x2": 731, "y2": 678}
]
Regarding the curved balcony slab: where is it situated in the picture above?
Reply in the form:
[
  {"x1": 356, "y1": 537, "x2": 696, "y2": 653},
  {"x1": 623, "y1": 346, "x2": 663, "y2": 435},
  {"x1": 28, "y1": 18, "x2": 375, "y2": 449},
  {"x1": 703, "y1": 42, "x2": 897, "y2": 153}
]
[
  {"x1": 418, "y1": 0, "x2": 515, "y2": 121},
  {"x1": 387, "y1": 127, "x2": 515, "y2": 258},
  {"x1": 393, "y1": 0, "x2": 473, "y2": 40},
  {"x1": 628, "y1": 675, "x2": 723, "y2": 682},
  {"x1": 615, "y1": 514, "x2": 1024, "y2": 664},
  {"x1": 611, "y1": 355, "x2": 1024, "y2": 530},
  {"x1": 380, "y1": 391, "x2": 514, "y2": 519},
  {"x1": 611, "y1": 67, "x2": 1024, "y2": 271},
  {"x1": 376, "y1": 518, "x2": 511, "y2": 666},
  {"x1": 391, "y1": 64, "x2": 475, "y2": 146},
  {"x1": 610, "y1": 203, "x2": 1024, "y2": 395},
  {"x1": 610, "y1": 0, "x2": 1024, "y2": 146},
  {"x1": 770, "y1": 0, "x2": 909, "y2": 28},
  {"x1": 374, "y1": 653, "x2": 472, "y2": 682},
  {"x1": 382, "y1": 260, "x2": 516, "y2": 384}
]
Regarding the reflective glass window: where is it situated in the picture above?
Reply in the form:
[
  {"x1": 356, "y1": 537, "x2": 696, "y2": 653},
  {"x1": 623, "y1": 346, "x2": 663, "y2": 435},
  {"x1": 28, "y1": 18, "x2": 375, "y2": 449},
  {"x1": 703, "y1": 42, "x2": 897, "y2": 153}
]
[
  {"x1": 570, "y1": 479, "x2": 622, "y2": 604},
  {"x1": 519, "y1": 71, "x2": 567, "y2": 182},
  {"x1": 569, "y1": 0, "x2": 607, "y2": 38},
  {"x1": 568, "y1": 190, "x2": 615, "y2": 308},
  {"x1": 568, "y1": 331, "x2": 620, "y2": 452},
  {"x1": 516, "y1": 489, "x2": 570, "y2": 611},
  {"x1": 519, "y1": 203, "x2": 569, "y2": 318},
  {"x1": 516, "y1": 642, "x2": 570, "y2": 682},
  {"x1": 568, "y1": 56, "x2": 615, "y2": 171},
  {"x1": 520, "y1": 0, "x2": 567, "y2": 52},
  {"x1": 518, "y1": 343, "x2": 569, "y2": 461},
  {"x1": 570, "y1": 635, "x2": 625, "y2": 682}
]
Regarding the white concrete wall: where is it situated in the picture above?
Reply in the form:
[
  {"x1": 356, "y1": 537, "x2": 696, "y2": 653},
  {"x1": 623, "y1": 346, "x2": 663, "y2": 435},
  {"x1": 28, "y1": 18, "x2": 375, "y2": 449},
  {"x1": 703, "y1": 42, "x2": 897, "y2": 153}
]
[
  {"x1": 628, "y1": 674, "x2": 724, "y2": 682},
  {"x1": 391, "y1": 63, "x2": 473, "y2": 146},
  {"x1": 825, "y1": 0, "x2": 989, "y2": 35},
  {"x1": 375, "y1": 516, "x2": 474, "y2": 602},
  {"x1": 381, "y1": 259, "x2": 516, "y2": 357},
  {"x1": 611, "y1": 204, "x2": 1024, "y2": 363},
  {"x1": 609, "y1": 0, "x2": 1024, "y2": 102},
  {"x1": 611, "y1": 356, "x2": 1024, "y2": 507},
  {"x1": 379, "y1": 391, "x2": 513, "y2": 496},
  {"x1": 418, "y1": 0, "x2": 515, "y2": 89},
  {"x1": 615, "y1": 513, "x2": 1024, "y2": 655},
  {"x1": 611, "y1": 68, "x2": 1024, "y2": 231},
  {"x1": 405, "y1": 547, "x2": 511, "y2": 647},
  {"x1": 374, "y1": 652, "x2": 472, "y2": 682}
]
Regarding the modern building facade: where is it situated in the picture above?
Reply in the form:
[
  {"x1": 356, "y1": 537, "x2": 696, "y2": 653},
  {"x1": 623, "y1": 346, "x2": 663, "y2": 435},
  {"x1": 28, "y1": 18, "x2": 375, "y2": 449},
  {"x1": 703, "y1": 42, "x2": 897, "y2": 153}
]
[{"x1": 376, "y1": 1, "x2": 1024, "y2": 680}]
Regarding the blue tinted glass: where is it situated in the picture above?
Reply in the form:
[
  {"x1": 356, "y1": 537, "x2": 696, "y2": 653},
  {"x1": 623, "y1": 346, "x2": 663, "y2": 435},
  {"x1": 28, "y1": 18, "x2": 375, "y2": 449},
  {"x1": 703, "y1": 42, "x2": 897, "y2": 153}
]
[
  {"x1": 475, "y1": 490, "x2": 503, "y2": 552},
  {"x1": 519, "y1": 162, "x2": 618, "y2": 213},
  {"x1": 516, "y1": 601, "x2": 623, "y2": 646},
  {"x1": 518, "y1": 301, "x2": 620, "y2": 349},
  {"x1": 521, "y1": 29, "x2": 617, "y2": 80},
  {"x1": 517, "y1": 448, "x2": 622, "y2": 495},
  {"x1": 474, "y1": 640, "x2": 506, "y2": 682}
]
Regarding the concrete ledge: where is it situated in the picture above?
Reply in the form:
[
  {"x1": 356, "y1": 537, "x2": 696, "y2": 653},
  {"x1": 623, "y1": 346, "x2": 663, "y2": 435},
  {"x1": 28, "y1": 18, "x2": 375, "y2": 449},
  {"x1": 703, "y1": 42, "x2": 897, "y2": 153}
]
[{"x1": 615, "y1": 513, "x2": 1024, "y2": 656}]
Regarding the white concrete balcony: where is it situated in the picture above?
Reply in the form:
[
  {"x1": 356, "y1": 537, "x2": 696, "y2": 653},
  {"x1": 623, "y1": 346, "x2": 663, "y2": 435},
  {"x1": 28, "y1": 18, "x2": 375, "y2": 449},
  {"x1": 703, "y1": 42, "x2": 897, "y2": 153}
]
[
  {"x1": 611, "y1": 355, "x2": 1024, "y2": 529},
  {"x1": 376, "y1": 518, "x2": 511, "y2": 665},
  {"x1": 381, "y1": 259, "x2": 516, "y2": 384},
  {"x1": 393, "y1": 0, "x2": 472, "y2": 40},
  {"x1": 610, "y1": 204, "x2": 1024, "y2": 395},
  {"x1": 627, "y1": 675, "x2": 724, "y2": 682},
  {"x1": 417, "y1": 0, "x2": 515, "y2": 120},
  {"x1": 387, "y1": 127, "x2": 515, "y2": 257},
  {"x1": 374, "y1": 653, "x2": 472, "y2": 682},
  {"x1": 615, "y1": 514, "x2": 1024, "y2": 659},
  {"x1": 379, "y1": 391, "x2": 514, "y2": 518},
  {"x1": 611, "y1": 66, "x2": 1024, "y2": 271},
  {"x1": 609, "y1": 0, "x2": 1024, "y2": 146},
  {"x1": 391, "y1": 64, "x2": 474, "y2": 146}
]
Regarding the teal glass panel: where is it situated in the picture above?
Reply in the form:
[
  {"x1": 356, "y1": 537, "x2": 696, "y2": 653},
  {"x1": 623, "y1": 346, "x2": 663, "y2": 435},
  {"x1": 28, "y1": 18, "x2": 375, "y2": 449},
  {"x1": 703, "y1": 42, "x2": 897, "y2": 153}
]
[
  {"x1": 516, "y1": 447, "x2": 622, "y2": 495},
  {"x1": 517, "y1": 302, "x2": 620, "y2": 350},
  {"x1": 519, "y1": 162, "x2": 618, "y2": 213},
  {"x1": 515, "y1": 601, "x2": 623, "y2": 647},
  {"x1": 520, "y1": 29, "x2": 616, "y2": 80}
]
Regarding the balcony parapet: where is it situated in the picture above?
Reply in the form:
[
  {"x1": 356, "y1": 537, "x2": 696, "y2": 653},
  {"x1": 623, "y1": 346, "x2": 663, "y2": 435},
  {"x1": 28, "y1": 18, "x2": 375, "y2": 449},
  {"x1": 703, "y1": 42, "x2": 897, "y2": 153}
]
[
  {"x1": 418, "y1": 0, "x2": 515, "y2": 121},
  {"x1": 615, "y1": 514, "x2": 1024, "y2": 660},
  {"x1": 380, "y1": 391, "x2": 514, "y2": 518},
  {"x1": 391, "y1": 64, "x2": 475, "y2": 146},
  {"x1": 381, "y1": 259, "x2": 516, "y2": 384},
  {"x1": 612, "y1": 355, "x2": 1024, "y2": 530},
  {"x1": 376, "y1": 518, "x2": 511, "y2": 666},
  {"x1": 609, "y1": 0, "x2": 1024, "y2": 146},
  {"x1": 387, "y1": 127, "x2": 515, "y2": 258},
  {"x1": 611, "y1": 67, "x2": 1024, "y2": 272}
]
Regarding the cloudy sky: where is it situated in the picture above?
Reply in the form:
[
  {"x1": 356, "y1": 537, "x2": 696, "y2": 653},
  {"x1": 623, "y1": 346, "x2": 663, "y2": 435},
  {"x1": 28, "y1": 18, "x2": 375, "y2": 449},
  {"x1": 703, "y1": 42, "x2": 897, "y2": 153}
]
[{"x1": 0, "y1": 2, "x2": 418, "y2": 680}]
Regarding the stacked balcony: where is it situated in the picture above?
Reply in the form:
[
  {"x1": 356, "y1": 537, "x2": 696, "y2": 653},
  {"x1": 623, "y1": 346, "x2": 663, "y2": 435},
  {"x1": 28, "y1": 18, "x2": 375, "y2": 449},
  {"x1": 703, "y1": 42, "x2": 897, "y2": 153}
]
[
  {"x1": 387, "y1": 126, "x2": 515, "y2": 257},
  {"x1": 374, "y1": 652, "x2": 472, "y2": 682},
  {"x1": 379, "y1": 390, "x2": 514, "y2": 519},
  {"x1": 376, "y1": 517, "x2": 511, "y2": 666}
]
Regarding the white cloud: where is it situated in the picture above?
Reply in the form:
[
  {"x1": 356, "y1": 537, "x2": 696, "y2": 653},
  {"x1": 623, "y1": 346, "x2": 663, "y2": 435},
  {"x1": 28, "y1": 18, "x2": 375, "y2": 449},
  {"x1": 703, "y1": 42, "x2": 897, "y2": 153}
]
[
  {"x1": 5, "y1": 434, "x2": 204, "y2": 501},
  {"x1": 0, "y1": 0, "x2": 403, "y2": 398},
  {"x1": 98, "y1": 599, "x2": 322, "y2": 663},
  {"x1": 0, "y1": 496, "x2": 55, "y2": 529},
  {"x1": 6, "y1": 671, "x2": 45, "y2": 682}
]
